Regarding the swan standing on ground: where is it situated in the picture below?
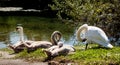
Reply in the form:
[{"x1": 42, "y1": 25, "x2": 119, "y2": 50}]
[
  {"x1": 76, "y1": 24, "x2": 113, "y2": 49},
  {"x1": 8, "y1": 26, "x2": 61, "y2": 52}
]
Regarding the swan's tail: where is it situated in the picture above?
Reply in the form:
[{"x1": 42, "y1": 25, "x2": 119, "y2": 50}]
[
  {"x1": 76, "y1": 24, "x2": 88, "y2": 41},
  {"x1": 106, "y1": 43, "x2": 113, "y2": 48},
  {"x1": 51, "y1": 31, "x2": 62, "y2": 45}
]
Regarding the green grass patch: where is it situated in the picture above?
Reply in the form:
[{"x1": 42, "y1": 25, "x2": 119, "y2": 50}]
[
  {"x1": 2, "y1": 45, "x2": 120, "y2": 65},
  {"x1": 65, "y1": 46, "x2": 120, "y2": 64},
  {"x1": 15, "y1": 48, "x2": 46, "y2": 62},
  {"x1": 0, "y1": 48, "x2": 14, "y2": 53}
]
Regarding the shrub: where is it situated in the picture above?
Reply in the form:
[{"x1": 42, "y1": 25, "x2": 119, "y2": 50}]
[{"x1": 50, "y1": 0, "x2": 120, "y2": 43}]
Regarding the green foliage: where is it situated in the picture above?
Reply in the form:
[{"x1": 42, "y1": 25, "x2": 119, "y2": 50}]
[
  {"x1": 50, "y1": 0, "x2": 120, "y2": 23},
  {"x1": 50, "y1": 0, "x2": 120, "y2": 41}
]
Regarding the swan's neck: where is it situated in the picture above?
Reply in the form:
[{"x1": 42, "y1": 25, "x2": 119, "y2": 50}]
[
  {"x1": 51, "y1": 31, "x2": 61, "y2": 45},
  {"x1": 51, "y1": 33, "x2": 57, "y2": 45},
  {"x1": 76, "y1": 24, "x2": 88, "y2": 41},
  {"x1": 19, "y1": 29, "x2": 24, "y2": 42}
]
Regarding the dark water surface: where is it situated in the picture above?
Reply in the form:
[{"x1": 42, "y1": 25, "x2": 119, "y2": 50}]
[{"x1": 0, "y1": 16, "x2": 77, "y2": 48}]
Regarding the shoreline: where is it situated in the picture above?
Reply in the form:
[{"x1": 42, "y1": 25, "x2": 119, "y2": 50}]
[{"x1": 0, "y1": 51, "x2": 48, "y2": 65}]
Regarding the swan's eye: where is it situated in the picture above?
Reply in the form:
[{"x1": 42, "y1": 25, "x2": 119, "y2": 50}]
[
  {"x1": 82, "y1": 38, "x2": 87, "y2": 42},
  {"x1": 16, "y1": 28, "x2": 19, "y2": 29},
  {"x1": 16, "y1": 28, "x2": 20, "y2": 30}
]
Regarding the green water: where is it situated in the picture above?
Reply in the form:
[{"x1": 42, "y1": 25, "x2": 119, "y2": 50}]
[{"x1": 0, "y1": 16, "x2": 76, "y2": 48}]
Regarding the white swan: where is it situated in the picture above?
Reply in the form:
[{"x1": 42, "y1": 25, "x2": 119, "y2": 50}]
[
  {"x1": 50, "y1": 31, "x2": 62, "y2": 45},
  {"x1": 8, "y1": 26, "x2": 61, "y2": 52},
  {"x1": 42, "y1": 31, "x2": 75, "y2": 60},
  {"x1": 8, "y1": 26, "x2": 26, "y2": 52},
  {"x1": 23, "y1": 31, "x2": 62, "y2": 50},
  {"x1": 43, "y1": 42, "x2": 75, "y2": 58},
  {"x1": 76, "y1": 24, "x2": 113, "y2": 49}
]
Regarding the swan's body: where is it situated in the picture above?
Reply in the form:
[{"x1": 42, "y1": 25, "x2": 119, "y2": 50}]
[
  {"x1": 8, "y1": 26, "x2": 61, "y2": 52},
  {"x1": 76, "y1": 24, "x2": 113, "y2": 49},
  {"x1": 8, "y1": 26, "x2": 26, "y2": 52},
  {"x1": 23, "y1": 41, "x2": 52, "y2": 50},
  {"x1": 23, "y1": 31, "x2": 61, "y2": 50},
  {"x1": 43, "y1": 42, "x2": 75, "y2": 58}
]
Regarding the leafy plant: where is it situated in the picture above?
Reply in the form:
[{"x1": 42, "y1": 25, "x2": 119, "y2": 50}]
[{"x1": 50, "y1": 0, "x2": 120, "y2": 43}]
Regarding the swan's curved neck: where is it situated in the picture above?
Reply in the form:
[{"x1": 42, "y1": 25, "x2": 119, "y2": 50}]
[
  {"x1": 19, "y1": 28, "x2": 24, "y2": 42},
  {"x1": 76, "y1": 24, "x2": 88, "y2": 41},
  {"x1": 51, "y1": 31, "x2": 62, "y2": 45}
]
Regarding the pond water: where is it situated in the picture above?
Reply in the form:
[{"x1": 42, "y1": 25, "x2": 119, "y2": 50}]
[{"x1": 0, "y1": 16, "x2": 78, "y2": 48}]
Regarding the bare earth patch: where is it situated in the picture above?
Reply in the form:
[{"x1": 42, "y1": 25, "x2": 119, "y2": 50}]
[{"x1": 0, "y1": 51, "x2": 48, "y2": 65}]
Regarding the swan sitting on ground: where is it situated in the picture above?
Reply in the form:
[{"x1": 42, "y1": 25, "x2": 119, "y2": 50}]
[
  {"x1": 8, "y1": 26, "x2": 27, "y2": 52},
  {"x1": 8, "y1": 26, "x2": 61, "y2": 52},
  {"x1": 43, "y1": 42, "x2": 75, "y2": 60},
  {"x1": 22, "y1": 31, "x2": 62, "y2": 50},
  {"x1": 42, "y1": 31, "x2": 75, "y2": 61},
  {"x1": 76, "y1": 24, "x2": 113, "y2": 49}
]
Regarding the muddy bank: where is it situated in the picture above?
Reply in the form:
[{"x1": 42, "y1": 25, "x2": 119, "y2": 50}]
[
  {"x1": 0, "y1": 51, "x2": 76, "y2": 65},
  {"x1": 0, "y1": 51, "x2": 48, "y2": 65},
  {"x1": 0, "y1": 59, "x2": 48, "y2": 65}
]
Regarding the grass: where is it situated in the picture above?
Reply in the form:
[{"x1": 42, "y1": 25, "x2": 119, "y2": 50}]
[
  {"x1": 0, "y1": 48, "x2": 14, "y2": 53},
  {"x1": 15, "y1": 49, "x2": 46, "y2": 62},
  {"x1": 65, "y1": 46, "x2": 120, "y2": 65},
  {"x1": 68, "y1": 48, "x2": 120, "y2": 64},
  {"x1": 1, "y1": 44, "x2": 120, "y2": 65}
]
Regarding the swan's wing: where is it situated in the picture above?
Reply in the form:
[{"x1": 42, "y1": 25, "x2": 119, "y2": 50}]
[
  {"x1": 86, "y1": 26, "x2": 108, "y2": 42},
  {"x1": 86, "y1": 27, "x2": 113, "y2": 48},
  {"x1": 62, "y1": 45, "x2": 75, "y2": 52},
  {"x1": 13, "y1": 41, "x2": 22, "y2": 47}
]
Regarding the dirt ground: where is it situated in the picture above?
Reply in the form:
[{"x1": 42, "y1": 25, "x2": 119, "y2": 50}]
[
  {"x1": 0, "y1": 51, "x2": 77, "y2": 65},
  {"x1": 0, "y1": 51, "x2": 48, "y2": 65}
]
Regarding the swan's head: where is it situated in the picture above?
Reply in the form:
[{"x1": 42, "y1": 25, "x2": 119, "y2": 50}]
[
  {"x1": 58, "y1": 42, "x2": 63, "y2": 48},
  {"x1": 16, "y1": 26, "x2": 23, "y2": 32}
]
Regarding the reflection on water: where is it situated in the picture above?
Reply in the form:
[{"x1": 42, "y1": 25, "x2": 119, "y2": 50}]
[{"x1": 0, "y1": 16, "x2": 76, "y2": 48}]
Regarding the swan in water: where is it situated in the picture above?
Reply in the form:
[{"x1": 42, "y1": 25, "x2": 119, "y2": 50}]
[
  {"x1": 8, "y1": 26, "x2": 61, "y2": 52},
  {"x1": 76, "y1": 24, "x2": 113, "y2": 49}
]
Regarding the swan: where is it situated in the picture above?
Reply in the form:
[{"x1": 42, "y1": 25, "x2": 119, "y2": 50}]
[
  {"x1": 8, "y1": 26, "x2": 61, "y2": 52},
  {"x1": 76, "y1": 24, "x2": 113, "y2": 49},
  {"x1": 42, "y1": 31, "x2": 75, "y2": 60},
  {"x1": 8, "y1": 26, "x2": 27, "y2": 52},
  {"x1": 43, "y1": 42, "x2": 75, "y2": 59},
  {"x1": 22, "y1": 31, "x2": 62, "y2": 50},
  {"x1": 50, "y1": 31, "x2": 62, "y2": 45}
]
